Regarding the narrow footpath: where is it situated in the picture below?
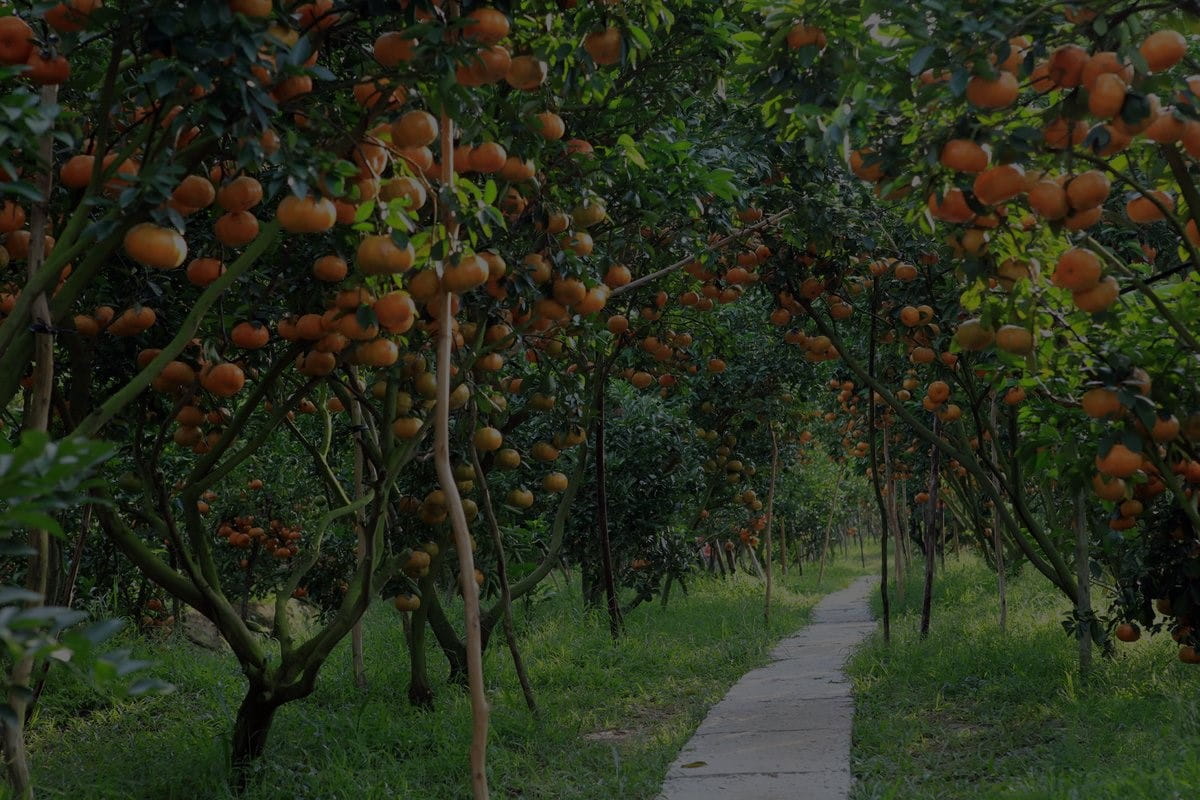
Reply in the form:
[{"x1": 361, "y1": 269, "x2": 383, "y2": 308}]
[{"x1": 658, "y1": 575, "x2": 877, "y2": 800}]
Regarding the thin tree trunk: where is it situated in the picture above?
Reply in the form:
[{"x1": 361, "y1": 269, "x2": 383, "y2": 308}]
[
  {"x1": 989, "y1": 397, "x2": 1007, "y2": 633},
  {"x1": 764, "y1": 427, "x2": 779, "y2": 625},
  {"x1": 593, "y1": 373, "x2": 621, "y2": 638},
  {"x1": 794, "y1": 525, "x2": 803, "y2": 577},
  {"x1": 746, "y1": 544, "x2": 766, "y2": 580},
  {"x1": 1075, "y1": 491, "x2": 1093, "y2": 673},
  {"x1": 407, "y1": 590, "x2": 434, "y2": 708},
  {"x1": 435, "y1": 109, "x2": 489, "y2": 800},
  {"x1": 469, "y1": 433, "x2": 538, "y2": 716},
  {"x1": 5, "y1": 84, "x2": 59, "y2": 800},
  {"x1": 817, "y1": 468, "x2": 842, "y2": 586},
  {"x1": 882, "y1": 428, "x2": 905, "y2": 603},
  {"x1": 919, "y1": 416, "x2": 941, "y2": 638},
  {"x1": 866, "y1": 288, "x2": 891, "y2": 642},
  {"x1": 350, "y1": 383, "x2": 366, "y2": 690},
  {"x1": 780, "y1": 517, "x2": 788, "y2": 576}
]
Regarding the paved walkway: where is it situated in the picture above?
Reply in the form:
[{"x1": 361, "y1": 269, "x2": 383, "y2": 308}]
[{"x1": 658, "y1": 576, "x2": 877, "y2": 800}]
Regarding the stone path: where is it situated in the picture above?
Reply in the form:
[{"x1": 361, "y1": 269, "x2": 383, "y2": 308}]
[{"x1": 658, "y1": 576, "x2": 877, "y2": 800}]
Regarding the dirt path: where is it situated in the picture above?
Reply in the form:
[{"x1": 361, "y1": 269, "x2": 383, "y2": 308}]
[{"x1": 658, "y1": 576, "x2": 876, "y2": 799}]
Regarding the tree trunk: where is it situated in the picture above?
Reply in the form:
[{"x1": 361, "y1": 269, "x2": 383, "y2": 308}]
[
  {"x1": 817, "y1": 468, "x2": 842, "y2": 587},
  {"x1": 919, "y1": 416, "x2": 941, "y2": 638},
  {"x1": 989, "y1": 397, "x2": 1007, "y2": 633},
  {"x1": 469, "y1": 433, "x2": 537, "y2": 717},
  {"x1": 350, "y1": 383, "x2": 367, "y2": 690},
  {"x1": 425, "y1": 583, "x2": 469, "y2": 686},
  {"x1": 779, "y1": 518, "x2": 788, "y2": 576},
  {"x1": 593, "y1": 376, "x2": 622, "y2": 639},
  {"x1": 435, "y1": 109, "x2": 489, "y2": 800},
  {"x1": 4, "y1": 83, "x2": 60, "y2": 800},
  {"x1": 883, "y1": 430, "x2": 905, "y2": 603},
  {"x1": 1075, "y1": 491, "x2": 1093, "y2": 674},
  {"x1": 764, "y1": 427, "x2": 778, "y2": 625},
  {"x1": 407, "y1": 599, "x2": 435, "y2": 708},
  {"x1": 866, "y1": 286, "x2": 891, "y2": 642},
  {"x1": 231, "y1": 685, "x2": 281, "y2": 782}
]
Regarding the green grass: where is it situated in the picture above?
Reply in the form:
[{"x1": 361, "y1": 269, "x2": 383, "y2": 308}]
[
  {"x1": 29, "y1": 553, "x2": 870, "y2": 799},
  {"x1": 849, "y1": 556, "x2": 1200, "y2": 800}
]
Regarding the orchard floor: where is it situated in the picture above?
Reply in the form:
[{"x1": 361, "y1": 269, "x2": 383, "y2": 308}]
[
  {"x1": 29, "y1": 553, "x2": 871, "y2": 799},
  {"x1": 849, "y1": 556, "x2": 1200, "y2": 800}
]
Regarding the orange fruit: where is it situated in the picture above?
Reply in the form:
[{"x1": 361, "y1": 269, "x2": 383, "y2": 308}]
[
  {"x1": 939, "y1": 139, "x2": 989, "y2": 173},
  {"x1": 1140, "y1": 30, "x2": 1187, "y2": 74},
  {"x1": 965, "y1": 71, "x2": 1018, "y2": 108},
  {"x1": 124, "y1": 223, "x2": 187, "y2": 269},
  {"x1": 1052, "y1": 247, "x2": 1102, "y2": 292}
]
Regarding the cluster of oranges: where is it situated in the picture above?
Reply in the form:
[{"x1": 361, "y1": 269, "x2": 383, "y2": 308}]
[{"x1": 216, "y1": 514, "x2": 303, "y2": 561}]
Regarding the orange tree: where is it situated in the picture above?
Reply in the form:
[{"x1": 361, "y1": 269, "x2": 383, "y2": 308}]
[
  {"x1": 738, "y1": 0, "x2": 1200, "y2": 663},
  {"x1": 0, "y1": 0, "x2": 858, "y2": 794}
]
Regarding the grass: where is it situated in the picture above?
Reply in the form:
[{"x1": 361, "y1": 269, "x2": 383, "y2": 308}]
[
  {"x1": 849, "y1": 555, "x2": 1200, "y2": 800},
  {"x1": 29, "y1": 553, "x2": 871, "y2": 799}
]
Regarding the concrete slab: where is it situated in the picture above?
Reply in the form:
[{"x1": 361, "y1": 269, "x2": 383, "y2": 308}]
[{"x1": 658, "y1": 576, "x2": 876, "y2": 800}]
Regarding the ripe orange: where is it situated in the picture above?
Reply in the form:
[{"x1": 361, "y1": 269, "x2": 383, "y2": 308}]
[
  {"x1": 277, "y1": 194, "x2": 336, "y2": 233},
  {"x1": 216, "y1": 175, "x2": 263, "y2": 213},
  {"x1": 173, "y1": 174, "x2": 216, "y2": 209},
  {"x1": 312, "y1": 255, "x2": 347, "y2": 282},
  {"x1": 1082, "y1": 387, "x2": 1122, "y2": 419},
  {"x1": 44, "y1": 0, "x2": 102, "y2": 32},
  {"x1": 1048, "y1": 44, "x2": 1089, "y2": 88},
  {"x1": 186, "y1": 258, "x2": 225, "y2": 286},
  {"x1": 506, "y1": 55, "x2": 547, "y2": 90},
  {"x1": 25, "y1": 50, "x2": 70, "y2": 85},
  {"x1": 391, "y1": 110, "x2": 439, "y2": 147},
  {"x1": 1072, "y1": 276, "x2": 1119, "y2": 313},
  {"x1": 1126, "y1": 191, "x2": 1173, "y2": 223},
  {"x1": 1096, "y1": 443, "x2": 1142, "y2": 478},
  {"x1": 231, "y1": 321, "x2": 269, "y2": 349},
  {"x1": 0, "y1": 16, "x2": 34, "y2": 66},
  {"x1": 374, "y1": 32, "x2": 416, "y2": 66},
  {"x1": 939, "y1": 139, "x2": 988, "y2": 173},
  {"x1": 124, "y1": 223, "x2": 187, "y2": 269},
  {"x1": 786, "y1": 24, "x2": 827, "y2": 50},
  {"x1": 1087, "y1": 72, "x2": 1127, "y2": 118},
  {"x1": 1052, "y1": 248, "x2": 1102, "y2": 292},
  {"x1": 462, "y1": 8, "x2": 509, "y2": 44},
  {"x1": 965, "y1": 71, "x2": 1018, "y2": 108},
  {"x1": 356, "y1": 235, "x2": 414, "y2": 275},
  {"x1": 214, "y1": 211, "x2": 260, "y2": 247},
  {"x1": 973, "y1": 164, "x2": 1024, "y2": 205},
  {"x1": 927, "y1": 189, "x2": 975, "y2": 223},
  {"x1": 201, "y1": 363, "x2": 246, "y2": 397},
  {"x1": 1115, "y1": 623, "x2": 1141, "y2": 642},
  {"x1": 1080, "y1": 51, "x2": 1132, "y2": 90},
  {"x1": 531, "y1": 111, "x2": 565, "y2": 140},
  {"x1": 584, "y1": 28, "x2": 622, "y2": 65},
  {"x1": 1141, "y1": 30, "x2": 1187, "y2": 73},
  {"x1": 1065, "y1": 170, "x2": 1110, "y2": 211}
]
